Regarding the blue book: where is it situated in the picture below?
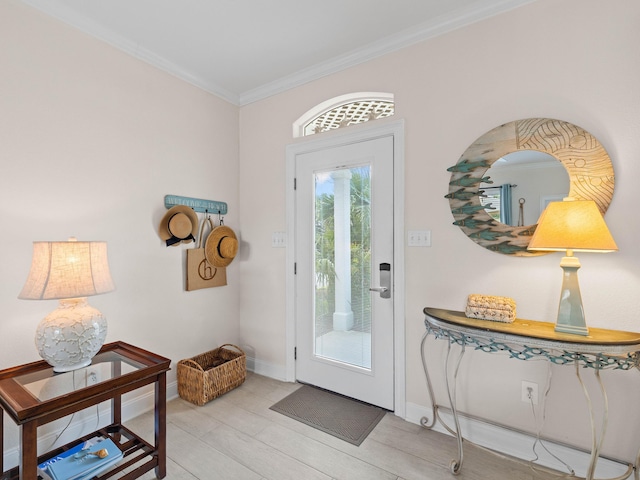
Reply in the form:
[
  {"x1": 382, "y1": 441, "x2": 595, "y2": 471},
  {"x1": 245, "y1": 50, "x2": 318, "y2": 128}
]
[
  {"x1": 38, "y1": 438, "x2": 102, "y2": 480},
  {"x1": 47, "y1": 437, "x2": 123, "y2": 480}
]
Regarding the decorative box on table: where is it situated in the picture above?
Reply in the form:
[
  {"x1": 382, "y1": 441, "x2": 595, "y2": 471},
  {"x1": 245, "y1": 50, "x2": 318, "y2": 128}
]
[
  {"x1": 177, "y1": 344, "x2": 246, "y2": 406},
  {"x1": 465, "y1": 294, "x2": 516, "y2": 323}
]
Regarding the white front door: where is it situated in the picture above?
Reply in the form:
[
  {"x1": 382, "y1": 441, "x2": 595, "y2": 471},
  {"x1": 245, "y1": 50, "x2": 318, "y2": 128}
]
[{"x1": 294, "y1": 134, "x2": 394, "y2": 410}]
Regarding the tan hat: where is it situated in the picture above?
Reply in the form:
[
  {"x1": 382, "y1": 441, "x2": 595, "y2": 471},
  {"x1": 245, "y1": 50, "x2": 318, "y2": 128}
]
[
  {"x1": 159, "y1": 206, "x2": 198, "y2": 246},
  {"x1": 205, "y1": 225, "x2": 238, "y2": 267}
]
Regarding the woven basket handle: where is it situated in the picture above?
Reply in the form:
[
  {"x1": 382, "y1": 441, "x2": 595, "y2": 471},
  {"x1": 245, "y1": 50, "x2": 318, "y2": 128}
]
[
  {"x1": 220, "y1": 344, "x2": 245, "y2": 355},
  {"x1": 179, "y1": 358, "x2": 205, "y2": 371}
]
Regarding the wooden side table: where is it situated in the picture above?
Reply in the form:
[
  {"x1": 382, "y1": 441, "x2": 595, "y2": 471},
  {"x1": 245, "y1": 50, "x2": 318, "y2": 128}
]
[
  {"x1": 0, "y1": 341, "x2": 170, "y2": 480},
  {"x1": 421, "y1": 307, "x2": 640, "y2": 480}
]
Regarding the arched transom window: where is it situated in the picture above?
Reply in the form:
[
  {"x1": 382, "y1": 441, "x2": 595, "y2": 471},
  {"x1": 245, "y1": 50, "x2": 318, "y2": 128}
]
[{"x1": 293, "y1": 92, "x2": 394, "y2": 138}]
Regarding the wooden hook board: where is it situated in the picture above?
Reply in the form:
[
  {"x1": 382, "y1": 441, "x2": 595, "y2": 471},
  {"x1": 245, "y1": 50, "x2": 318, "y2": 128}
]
[{"x1": 164, "y1": 194, "x2": 228, "y2": 215}]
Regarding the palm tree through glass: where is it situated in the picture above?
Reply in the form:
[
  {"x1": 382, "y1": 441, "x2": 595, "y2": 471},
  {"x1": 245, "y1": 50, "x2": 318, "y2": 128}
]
[{"x1": 314, "y1": 165, "x2": 371, "y2": 369}]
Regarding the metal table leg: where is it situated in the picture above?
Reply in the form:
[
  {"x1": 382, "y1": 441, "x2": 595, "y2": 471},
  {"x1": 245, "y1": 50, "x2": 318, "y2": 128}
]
[
  {"x1": 575, "y1": 362, "x2": 609, "y2": 480},
  {"x1": 420, "y1": 330, "x2": 437, "y2": 429},
  {"x1": 420, "y1": 329, "x2": 467, "y2": 475},
  {"x1": 444, "y1": 340, "x2": 466, "y2": 475}
]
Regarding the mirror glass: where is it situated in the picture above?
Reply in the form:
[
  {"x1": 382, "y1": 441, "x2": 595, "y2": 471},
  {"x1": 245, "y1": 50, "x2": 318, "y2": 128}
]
[{"x1": 480, "y1": 151, "x2": 570, "y2": 227}]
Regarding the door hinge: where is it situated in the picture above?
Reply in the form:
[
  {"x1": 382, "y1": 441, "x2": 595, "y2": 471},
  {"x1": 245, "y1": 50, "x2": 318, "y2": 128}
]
[
  {"x1": 294, "y1": 262, "x2": 297, "y2": 274},
  {"x1": 294, "y1": 178, "x2": 297, "y2": 190},
  {"x1": 294, "y1": 347, "x2": 297, "y2": 360}
]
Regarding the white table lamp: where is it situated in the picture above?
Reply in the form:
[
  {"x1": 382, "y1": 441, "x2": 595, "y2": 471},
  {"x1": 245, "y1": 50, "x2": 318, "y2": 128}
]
[{"x1": 19, "y1": 238, "x2": 115, "y2": 372}]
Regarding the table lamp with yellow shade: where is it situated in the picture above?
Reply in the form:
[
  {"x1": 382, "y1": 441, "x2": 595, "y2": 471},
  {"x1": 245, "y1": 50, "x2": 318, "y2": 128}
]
[
  {"x1": 19, "y1": 238, "x2": 115, "y2": 372},
  {"x1": 527, "y1": 200, "x2": 617, "y2": 335}
]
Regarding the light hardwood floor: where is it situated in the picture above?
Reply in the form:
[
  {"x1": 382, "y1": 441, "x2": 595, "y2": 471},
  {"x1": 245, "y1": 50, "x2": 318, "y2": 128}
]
[{"x1": 128, "y1": 372, "x2": 554, "y2": 480}]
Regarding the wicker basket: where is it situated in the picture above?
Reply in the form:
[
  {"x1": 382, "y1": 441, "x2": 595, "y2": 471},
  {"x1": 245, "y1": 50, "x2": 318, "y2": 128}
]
[{"x1": 177, "y1": 344, "x2": 246, "y2": 406}]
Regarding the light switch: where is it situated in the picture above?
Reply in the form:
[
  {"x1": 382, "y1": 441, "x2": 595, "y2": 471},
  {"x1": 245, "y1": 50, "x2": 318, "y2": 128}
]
[
  {"x1": 408, "y1": 230, "x2": 431, "y2": 247},
  {"x1": 272, "y1": 232, "x2": 287, "y2": 247}
]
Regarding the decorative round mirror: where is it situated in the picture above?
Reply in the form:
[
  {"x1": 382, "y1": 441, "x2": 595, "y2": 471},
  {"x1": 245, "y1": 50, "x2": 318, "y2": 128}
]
[{"x1": 447, "y1": 118, "x2": 615, "y2": 256}]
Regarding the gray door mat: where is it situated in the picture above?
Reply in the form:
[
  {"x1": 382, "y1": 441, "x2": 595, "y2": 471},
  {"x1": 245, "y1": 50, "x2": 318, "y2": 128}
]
[{"x1": 269, "y1": 384, "x2": 387, "y2": 446}]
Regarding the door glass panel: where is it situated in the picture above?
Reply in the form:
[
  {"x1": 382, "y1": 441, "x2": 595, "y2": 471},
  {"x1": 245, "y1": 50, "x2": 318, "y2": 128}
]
[{"x1": 314, "y1": 165, "x2": 371, "y2": 369}]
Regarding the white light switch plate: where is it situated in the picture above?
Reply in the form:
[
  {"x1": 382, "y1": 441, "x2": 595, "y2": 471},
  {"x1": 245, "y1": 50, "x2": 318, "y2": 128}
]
[
  {"x1": 272, "y1": 232, "x2": 287, "y2": 247},
  {"x1": 408, "y1": 230, "x2": 431, "y2": 247}
]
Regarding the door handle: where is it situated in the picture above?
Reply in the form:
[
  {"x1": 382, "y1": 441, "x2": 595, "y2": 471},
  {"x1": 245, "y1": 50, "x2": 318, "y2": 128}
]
[{"x1": 370, "y1": 263, "x2": 391, "y2": 298}]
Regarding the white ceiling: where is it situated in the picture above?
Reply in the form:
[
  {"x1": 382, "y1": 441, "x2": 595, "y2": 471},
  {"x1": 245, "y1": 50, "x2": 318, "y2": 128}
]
[{"x1": 20, "y1": 0, "x2": 534, "y2": 105}]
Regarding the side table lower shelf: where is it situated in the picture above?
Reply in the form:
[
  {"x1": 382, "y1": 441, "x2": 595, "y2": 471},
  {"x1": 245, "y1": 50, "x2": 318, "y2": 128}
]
[{"x1": 3, "y1": 424, "x2": 157, "y2": 480}]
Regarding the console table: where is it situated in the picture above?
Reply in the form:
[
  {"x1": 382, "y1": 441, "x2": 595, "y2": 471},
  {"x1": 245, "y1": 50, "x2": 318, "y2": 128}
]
[
  {"x1": 0, "y1": 341, "x2": 170, "y2": 480},
  {"x1": 421, "y1": 307, "x2": 640, "y2": 480}
]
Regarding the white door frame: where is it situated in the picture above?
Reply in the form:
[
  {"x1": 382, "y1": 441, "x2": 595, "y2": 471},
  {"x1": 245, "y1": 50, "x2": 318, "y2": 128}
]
[{"x1": 285, "y1": 119, "x2": 406, "y2": 417}]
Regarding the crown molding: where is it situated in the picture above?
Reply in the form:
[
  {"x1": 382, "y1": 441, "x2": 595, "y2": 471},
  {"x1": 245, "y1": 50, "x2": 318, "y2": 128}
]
[
  {"x1": 18, "y1": 0, "x2": 240, "y2": 105},
  {"x1": 19, "y1": 0, "x2": 535, "y2": 107},
  {"x1": 238, "y1": 0, "x2": 536, "y2": 105}
]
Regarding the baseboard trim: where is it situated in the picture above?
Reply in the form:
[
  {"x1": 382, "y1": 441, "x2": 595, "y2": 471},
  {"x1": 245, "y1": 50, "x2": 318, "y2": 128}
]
[
  {"x1": 246, "y1": 355, "x2": 287, "y2": 381},
  {"x1": 405, "y1": 402, "x2": 632, "y2": 478},
  {"x1": 7, "y1": 375, "x2": 630, "y2": 478}
]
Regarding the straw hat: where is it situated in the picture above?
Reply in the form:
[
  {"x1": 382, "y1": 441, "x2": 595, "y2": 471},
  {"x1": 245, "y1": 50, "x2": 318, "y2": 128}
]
[
  {"x1": 205, "y1": 225, "x2": 238, "y2": 267},
  {"x1": 159, "y1": 206, "x2": 198, "y2": 246}
]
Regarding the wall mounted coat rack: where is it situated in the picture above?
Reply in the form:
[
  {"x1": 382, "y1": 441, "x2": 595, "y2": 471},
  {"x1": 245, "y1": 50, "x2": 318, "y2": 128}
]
[{"x1": 164, "y1": 194, "x2": 228, "y2": 215}]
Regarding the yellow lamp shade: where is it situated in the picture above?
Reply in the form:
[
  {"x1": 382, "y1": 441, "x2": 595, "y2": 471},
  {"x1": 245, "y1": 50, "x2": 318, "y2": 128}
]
[{"x1": 528, "y1": 200, "x2": 618, "y2": 253}]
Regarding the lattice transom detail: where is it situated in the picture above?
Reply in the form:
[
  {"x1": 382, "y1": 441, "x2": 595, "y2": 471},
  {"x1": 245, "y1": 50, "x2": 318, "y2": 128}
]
[{"x1": 303, "y1": 100, "x2": 394, "y2": 136}]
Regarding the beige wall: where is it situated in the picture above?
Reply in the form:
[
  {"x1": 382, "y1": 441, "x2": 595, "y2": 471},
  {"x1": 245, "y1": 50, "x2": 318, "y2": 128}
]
[
  {"x1": 239, "y1": 0, "x2": 640, "y2": 461},
  {"x1": 0, "y1": 1, "x2": 240, "y2": 384},
  {"x1": 2, "y1": 0, "x2": 640, "y2": 467}
]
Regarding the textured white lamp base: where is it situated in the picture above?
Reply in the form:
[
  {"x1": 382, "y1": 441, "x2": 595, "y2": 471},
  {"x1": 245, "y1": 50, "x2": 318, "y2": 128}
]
[{"x1": 35, "y1": 297, "x2": 108, "y2": 372}]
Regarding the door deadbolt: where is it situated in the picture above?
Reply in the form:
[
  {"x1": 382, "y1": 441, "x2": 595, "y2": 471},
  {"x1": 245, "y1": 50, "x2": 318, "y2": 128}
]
[{"x1": 370, "y1": 263, "x2": 391, "y2": 298}]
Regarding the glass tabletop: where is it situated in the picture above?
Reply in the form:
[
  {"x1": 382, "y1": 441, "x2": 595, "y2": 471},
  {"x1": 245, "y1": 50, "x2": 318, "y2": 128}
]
[{"x1": 13, "y1": 351, "x2": 146, "y2": 402}]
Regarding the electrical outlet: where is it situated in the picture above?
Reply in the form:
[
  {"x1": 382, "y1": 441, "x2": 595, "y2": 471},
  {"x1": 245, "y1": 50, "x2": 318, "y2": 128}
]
[
  {"x1": 521, "y1": 381, "x2": 538, "y2": 405},
  {"x1": 86, "y1": 369, "x2": 99, "y2": 385}
]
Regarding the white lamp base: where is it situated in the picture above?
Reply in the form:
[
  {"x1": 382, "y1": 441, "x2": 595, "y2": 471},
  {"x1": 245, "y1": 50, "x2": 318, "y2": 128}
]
[
  {"x1": 555, "y1": 255, "x2": 588, "y2": 336},
  {"x1": 35, "y1": 297, "x2": 108, "y2": 372}
]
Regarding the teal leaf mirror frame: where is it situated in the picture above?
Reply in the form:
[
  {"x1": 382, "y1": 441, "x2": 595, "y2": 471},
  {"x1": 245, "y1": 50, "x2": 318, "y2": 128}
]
[{"x1": 447, "y1": 118, "x2": 614, "y2": 256}]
